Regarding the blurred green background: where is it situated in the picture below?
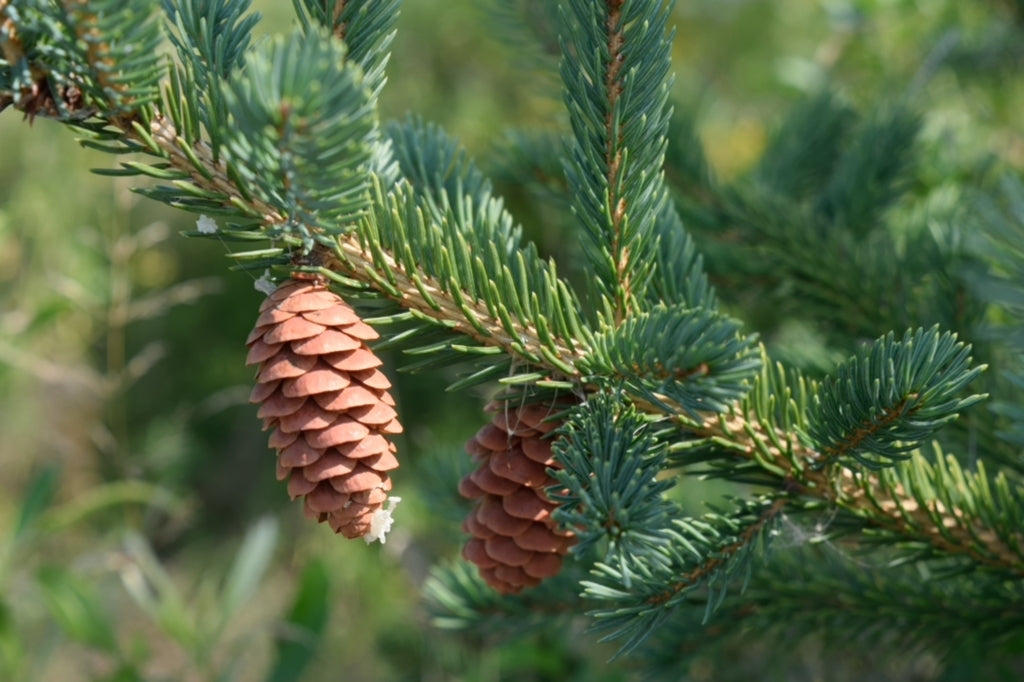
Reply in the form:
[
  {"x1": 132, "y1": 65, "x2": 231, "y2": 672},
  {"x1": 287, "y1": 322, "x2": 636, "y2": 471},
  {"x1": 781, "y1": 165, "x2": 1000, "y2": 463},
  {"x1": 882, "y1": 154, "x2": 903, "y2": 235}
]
[{"x1": 1, "y1": 1, "x2": 1021, "y2": 680}]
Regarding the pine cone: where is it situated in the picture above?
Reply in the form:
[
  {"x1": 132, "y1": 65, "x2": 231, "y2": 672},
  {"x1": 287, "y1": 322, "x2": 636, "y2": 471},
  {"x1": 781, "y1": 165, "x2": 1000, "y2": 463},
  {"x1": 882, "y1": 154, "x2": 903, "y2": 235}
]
[
  {"x1": 459, "y1": 401, "x2": 575, "y2": 593},
  {"x1": 246, "y1": 279, "x2": 403, "y2": 541}
]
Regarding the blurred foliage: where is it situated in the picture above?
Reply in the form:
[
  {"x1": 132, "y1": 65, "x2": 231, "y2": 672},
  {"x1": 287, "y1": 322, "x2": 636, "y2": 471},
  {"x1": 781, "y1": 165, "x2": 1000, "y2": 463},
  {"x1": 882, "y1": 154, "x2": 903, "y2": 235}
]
[{"x1": 1, "y1": 0, "x2": 1022, "y2": 680}]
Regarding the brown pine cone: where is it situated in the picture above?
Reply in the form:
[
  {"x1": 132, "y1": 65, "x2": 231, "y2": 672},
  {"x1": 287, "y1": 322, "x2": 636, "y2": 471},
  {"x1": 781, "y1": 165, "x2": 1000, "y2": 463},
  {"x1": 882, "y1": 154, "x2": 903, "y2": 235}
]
[
  {"x1": 459, "y1": 401, "x2": 575, "y2": 593},
  {"x1": 246, "y1": 278, "x2": 403, "y2": 542}
]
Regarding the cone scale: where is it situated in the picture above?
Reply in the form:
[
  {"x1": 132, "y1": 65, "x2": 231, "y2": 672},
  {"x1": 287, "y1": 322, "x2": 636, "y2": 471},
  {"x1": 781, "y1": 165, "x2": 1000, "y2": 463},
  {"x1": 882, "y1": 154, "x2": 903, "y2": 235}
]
[{"x1": 247, "y1": 279, "x2": 402, "y2": 542}]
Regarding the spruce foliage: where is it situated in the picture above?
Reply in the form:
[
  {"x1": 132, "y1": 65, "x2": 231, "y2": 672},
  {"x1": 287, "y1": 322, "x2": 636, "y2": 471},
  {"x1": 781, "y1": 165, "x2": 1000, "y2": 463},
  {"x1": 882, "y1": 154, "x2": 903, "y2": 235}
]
[{"x1": 3, "y1": 0, "x2": 1023, "y2": 677}]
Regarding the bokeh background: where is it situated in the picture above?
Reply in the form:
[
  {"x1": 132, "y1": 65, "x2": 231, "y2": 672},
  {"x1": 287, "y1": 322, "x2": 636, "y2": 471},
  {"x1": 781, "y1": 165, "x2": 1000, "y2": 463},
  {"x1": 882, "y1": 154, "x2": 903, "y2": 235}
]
[{"x1": 1, "y1": 1, "x2": 1021, "y2": 680}]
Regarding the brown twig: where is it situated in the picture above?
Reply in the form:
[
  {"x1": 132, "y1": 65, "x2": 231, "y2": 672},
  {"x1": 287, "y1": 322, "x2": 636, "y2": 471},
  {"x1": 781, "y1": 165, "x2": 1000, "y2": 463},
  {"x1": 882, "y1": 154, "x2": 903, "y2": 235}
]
[
  {"x1": 648, "y1": 497, "x2": 788, "y2": 606},
  {"x1": 603, "y1": 0, "x2": 633, "y2": 322}
]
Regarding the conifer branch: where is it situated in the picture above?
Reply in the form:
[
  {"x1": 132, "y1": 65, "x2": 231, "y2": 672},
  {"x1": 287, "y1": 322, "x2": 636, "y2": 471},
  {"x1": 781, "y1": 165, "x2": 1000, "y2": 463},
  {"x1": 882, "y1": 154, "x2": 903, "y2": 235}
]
[
  {"x1": 69, "y1": 3, "x2": 116, "y2": 96},
  {"x1": 561, "y1": 0, "x2": 674, "y2": 321},
  {"x1": 581, "y1": 305, "x2": 759, "y2": 416},
  {"x1": 148, "y1": 116, "x2": 588, "y2": 375},
  {"x1": 324, "y1": 236, "x2": 587, "y2": 373},
  {"x1": 809, "y1": 328, "x2": 986, "y2": 468},
  {"x1": 602, "y1": 0, "x2": 630, "y2": 318},
  {"x1": 645, "y1": 497, "x2": 786, "y2": 607},
  {"x1": 1, "y1": 1, "x2": 92, "y2": 120},
  {"x1": 293, "y1": 0, "x2": 400, "y2": 100},
  {"x1": 581, "y1": 495, "x2": 783, "y2": 655},
  {"x1": 11, "y1": 25, "x2": 1017, "y2": 610},
  {"x1": 59, "y1": 0, "x2": 162, "y2": 117},
  {"x1": 638, "y1": 546, "x2": 1024, "y2": 672},
  {"x1": 4, "y1": 2, "x2": 1022, "y2": 669},
  {"x1": 149, "y1": 115, "x2": 281, "y2": 221},
  {"x1": 704, "y1": 412, "x2": 1024, "y2": 574},
  {"x1": 649, "y1": 199, "x2": 715, "y2": 309}
]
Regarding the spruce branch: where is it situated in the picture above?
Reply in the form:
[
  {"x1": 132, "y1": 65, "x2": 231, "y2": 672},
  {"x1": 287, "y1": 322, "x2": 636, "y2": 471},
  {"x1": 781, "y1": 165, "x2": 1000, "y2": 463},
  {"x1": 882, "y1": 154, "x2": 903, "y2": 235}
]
[
  {"x1": 4, "y1": 2, "x2": 1023, "y2": 670},
  {"x1": 60, "y1": 0, "x2": 162, "y2": 117},
  {"x1": 25, "y1": 2, "x2": 586, "y2": 379},
  {"x1": 290, "y1": 0, "x2": 402, "y2": 188},
  {"x1": 146, "y1": 112, "x2": 592, "y2": 376},
  {"x1": 560, "y1": 0, "x2": 675, "y2": 320},
  {"x1": 581, "y1": 496, "x2": 784, "y2": 657},
  {"x1": 698, "y1": 409, "x2": 1024, "y2": 574},
  {"x1": 649, "y1": 198, "x2": 715, "y2": 309},
  {"x1": 673, "y1": 349, "x2": 1020, "y2": 574},
  {"x1": 222, "y1": 29, "x2": 377, "y2": 244},
  {"x1": 149, "y1": 5, "x2": 594, "y2": 379},
  {"x1": 1, "y1": 0, "x2": 161, "y2": 121},
  {"x1": 640, "y1": 498, "x2": 785, "y2": 610},
  {"x1": 344, "y1": 180, "x2": 591, "y2": 375},
  {"x1": 292, "y1": 0, "x2": 400, "y2": 100},
  {"x1": 292, "y1": 0, "x2": 347, "y2": 39},
  {"x1": 549, "y1": 393, "x2": 678, "y2": 562},
  {"x1": 0, "y1": 0, "x2": 60, "y2": 117},
  {"x1": 581, "y1": 305, "x2": 759, "y2": 417},
  {"x1": 338, "y1": 220, "x2": 586, "y2": 375},
  {"x1": 147, "y1": 115, "x2": 280, "y2": 221},
  {"x1": 136, "y1": 130, "x2": 580, "y2": 381},
  {"x1": 11, "y1": 0, "x2": 1011, "y2": 579},
  {"x1": 549, "y1": 394, "x2": 784, "y2": 655},
  {"x1": 638, "y1": 544, "x2": 1024, "y2": 674},
  {"x1": 161, "y1": 0, "x2": 256, "y2": 85},
  {"x1": 161, "y1": 0, "x2": 258, "y2": 158},
  {"x1": 808, "y1": 327, "x2": 986, "y2": 469}
]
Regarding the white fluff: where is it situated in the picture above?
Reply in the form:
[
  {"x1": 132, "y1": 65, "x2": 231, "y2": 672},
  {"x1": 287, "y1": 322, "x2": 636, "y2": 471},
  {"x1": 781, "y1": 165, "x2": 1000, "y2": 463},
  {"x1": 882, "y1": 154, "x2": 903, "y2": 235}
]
[
  {"x1": 196, "y1": 214, "x2": 218, "y2": 234},
  {"x1": 364, "y1": 496, "x2": 402, "y2": 544},
  {"x1": 254, "y1": 270, "x2": 275, "y2": 295}
]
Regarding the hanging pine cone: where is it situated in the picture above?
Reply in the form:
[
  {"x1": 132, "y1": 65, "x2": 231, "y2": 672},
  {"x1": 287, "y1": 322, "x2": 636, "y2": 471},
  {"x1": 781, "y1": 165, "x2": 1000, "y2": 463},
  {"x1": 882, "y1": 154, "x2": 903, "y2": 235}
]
[
  {"x1": 246, "y1": 278, "x2": 403, "y2": 542},
  {"x1": 459, "y1": 401, "x2": 576, "y2": 593}
]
